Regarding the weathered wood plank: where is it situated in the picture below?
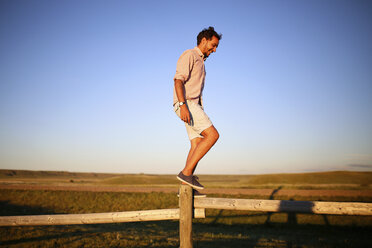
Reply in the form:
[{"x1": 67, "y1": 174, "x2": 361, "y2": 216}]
[
  {"x1": 0, "y1": 208, "x2": 205, "y2": 226},
  {"x1": 179, "y1": 185, "x2": 193, "y2": 248},
  {"x1": 194, "y1": 197, "x2": 372, "y2": 215}
]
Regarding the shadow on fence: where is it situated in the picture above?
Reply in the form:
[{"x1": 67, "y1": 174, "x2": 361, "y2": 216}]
[{"x1": 265, "y1": 186, "x2": 282, "y2": 224}]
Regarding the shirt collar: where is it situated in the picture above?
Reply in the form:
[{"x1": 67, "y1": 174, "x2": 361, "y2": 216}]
[{"x1": 194, "y1": 47, "x2": 206, "y2": 61}]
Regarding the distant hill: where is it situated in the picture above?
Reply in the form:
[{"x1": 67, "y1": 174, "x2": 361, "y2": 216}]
[
  {"x1": 246, "y1": 171, "x2": 372, "y2": 185},
  {"x1": 0, "y1": 169, "x2": 371, "y2": 187},
  {"x1": 0, "y1": 169, "x2": 118, "y2": 179}
]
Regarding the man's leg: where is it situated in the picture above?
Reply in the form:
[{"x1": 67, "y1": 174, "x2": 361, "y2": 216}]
[
  {"x1": 184, "y1": 137, "x2": 202, "y2": 176},
  {"x1": 181, "y1": 125, "x2": 219, "y2": 176}
]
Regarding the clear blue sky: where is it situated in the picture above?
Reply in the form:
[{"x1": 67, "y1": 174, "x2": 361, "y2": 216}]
[{"x1": 1, "y1": 0, "x2": 371, "y2": 174}]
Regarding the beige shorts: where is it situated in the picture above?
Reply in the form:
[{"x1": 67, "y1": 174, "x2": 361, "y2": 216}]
[{"x1": 174, "y1": 100, "x2": 213, "y2": 140}]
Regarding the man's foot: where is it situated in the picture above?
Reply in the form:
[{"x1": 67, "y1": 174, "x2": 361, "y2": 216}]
[
  {"x1": 177, "y1": 189, "x2": 206, "y2": 198},
  {"x1": 177, "y1": 171, "x2": 204, "y2": 190}
]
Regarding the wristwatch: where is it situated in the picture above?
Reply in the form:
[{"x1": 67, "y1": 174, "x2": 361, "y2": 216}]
[{"x1": 179, "y1": 101, "x2": 186, "y2": 106}]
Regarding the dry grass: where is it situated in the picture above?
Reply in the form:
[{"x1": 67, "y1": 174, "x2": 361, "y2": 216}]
[{"x1": 0, "y1": 189, "x2": 371, "y2": 247}]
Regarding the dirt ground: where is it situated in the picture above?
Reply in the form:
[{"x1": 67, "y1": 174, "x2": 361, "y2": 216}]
[{"x1": 1, "y1": 183, "x2": 371, "y2": 197}]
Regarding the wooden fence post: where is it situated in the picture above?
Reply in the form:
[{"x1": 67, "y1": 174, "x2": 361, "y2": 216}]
[{"x1": 179, "y1": 185, "x2": 193, "y2": 248}]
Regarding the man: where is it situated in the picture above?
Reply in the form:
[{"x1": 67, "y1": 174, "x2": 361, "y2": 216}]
[{"x1": 173, "y1": 27, "x2": 222, "y2": 195}]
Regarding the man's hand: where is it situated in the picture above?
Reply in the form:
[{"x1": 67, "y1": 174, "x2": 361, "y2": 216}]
[
  {"x1": 174, "y1": 79, "x2": 191, "y2": 124},
  {"x1": 180, "y1": 104, "x2": 191, "y2": 125}
]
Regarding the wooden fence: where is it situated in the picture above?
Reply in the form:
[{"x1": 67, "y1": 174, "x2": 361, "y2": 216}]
[
  {"x1": 1, "y1": 184, "x2": 372, "y2": 248},
  {"x1": 0, "y1": 208, "x2": 205, "y2": 226}
]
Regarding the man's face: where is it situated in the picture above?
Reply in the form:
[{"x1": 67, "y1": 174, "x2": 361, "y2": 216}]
[{"x1": 200, "y1": 36, "x2": 219, "y2": 58}]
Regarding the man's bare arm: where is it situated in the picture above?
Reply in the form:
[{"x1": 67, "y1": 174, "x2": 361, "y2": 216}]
[{"x1": 174, "y1": 79, "x2": 191, "y2": 124}]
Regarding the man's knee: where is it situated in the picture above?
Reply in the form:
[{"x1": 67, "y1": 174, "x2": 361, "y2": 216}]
[
  {"x1": 202, "y1": 126, "x2": 219, "y2": 143},
  {"x1": 212, "y1": 129, "x2": 220, "y2": 143}
]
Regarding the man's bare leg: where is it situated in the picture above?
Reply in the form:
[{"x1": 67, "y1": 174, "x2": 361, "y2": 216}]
[
  {"x1": 182, "y1": 125, "x2": 219, "y2": 176},
  {"x1": 181, "y1": 137, "x2": 202, "y2": 183}
]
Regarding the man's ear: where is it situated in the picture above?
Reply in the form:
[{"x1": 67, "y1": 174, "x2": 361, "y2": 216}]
[{"x1": 201, "y1": 37, "x2": 207, "y2": 45}]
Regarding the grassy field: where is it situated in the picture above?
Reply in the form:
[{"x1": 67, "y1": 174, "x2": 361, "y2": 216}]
[
  {"x1": 0, "y1": 189, "x2": 371, "y2": 247},
  {"x1": 0, "y1": 170, "x2": 371, "y2": 247}
]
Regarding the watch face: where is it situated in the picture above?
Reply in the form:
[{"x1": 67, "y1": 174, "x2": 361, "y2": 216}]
[{"x1": 180, "y1": 102, "x2": 184, "y2": 106}]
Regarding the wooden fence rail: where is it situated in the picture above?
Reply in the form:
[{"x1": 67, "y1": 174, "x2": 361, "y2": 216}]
[
  {"x1": 0, "y1": 208, "x2": 205, "y2": 226},
  {"x1": 194, "y1": 197, "x2": 372, "y2": 216}
]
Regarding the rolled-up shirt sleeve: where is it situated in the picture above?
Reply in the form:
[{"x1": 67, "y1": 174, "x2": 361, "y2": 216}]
[{"x1": 174, "y1": 50, "x2": 194, "y2": 83}]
